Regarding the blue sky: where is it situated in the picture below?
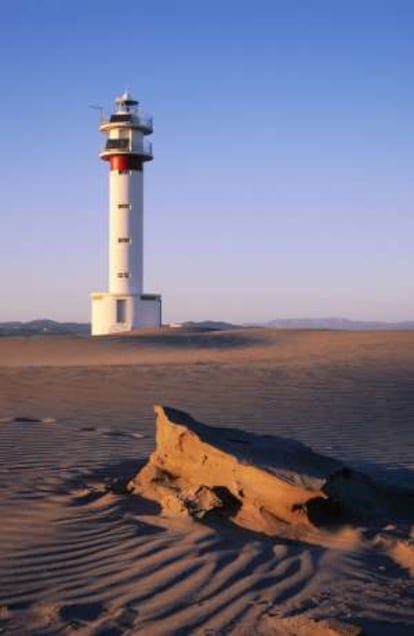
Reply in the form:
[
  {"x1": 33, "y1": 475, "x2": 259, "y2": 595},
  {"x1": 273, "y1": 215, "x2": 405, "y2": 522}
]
[{"x1": 0, "y1": 0, "x2": 413, "y2": 323}]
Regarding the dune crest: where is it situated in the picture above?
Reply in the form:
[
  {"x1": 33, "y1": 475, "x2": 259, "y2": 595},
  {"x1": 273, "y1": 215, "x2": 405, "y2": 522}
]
[{"x1": 128, "y1": 406, "x2": 414, "y2": 547}]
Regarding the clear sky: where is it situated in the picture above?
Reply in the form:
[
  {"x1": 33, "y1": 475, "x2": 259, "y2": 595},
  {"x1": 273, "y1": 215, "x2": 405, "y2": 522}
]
[{"x1": 0, "y1": 0, "x2": 413, "y2": 323}]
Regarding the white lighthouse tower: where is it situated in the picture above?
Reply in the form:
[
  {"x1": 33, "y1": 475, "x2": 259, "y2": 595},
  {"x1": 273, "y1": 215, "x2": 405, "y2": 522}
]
[{"x1": 91, "y1": 91, "x2": 161, "y2": 335}]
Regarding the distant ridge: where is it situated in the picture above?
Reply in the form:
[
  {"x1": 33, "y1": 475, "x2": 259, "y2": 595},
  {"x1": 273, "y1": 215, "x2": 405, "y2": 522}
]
[
  {"x1": 1, "y1": 317, "x2": 414, "y2": 336},
  {"x1": 0, "y1": 319, "x2": 90, "y2": 336},
  {"x1": 248, "y1": 317, "x2": 414, "y2": 331},
  {"x1": 181, "y1": 320, "x2": 240, "y2": 331},
  {"x1": 180, "y1": 318, "x2": 414, "y2": 331}
]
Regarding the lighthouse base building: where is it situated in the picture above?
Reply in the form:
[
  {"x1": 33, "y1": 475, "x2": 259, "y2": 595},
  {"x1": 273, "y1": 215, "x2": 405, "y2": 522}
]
[
  {"x1": 91, "y1": 293, "x2": 161, "y2": 335},
  {"x1": 91, "y1": 91, "x2": 161, "y2": 336}
]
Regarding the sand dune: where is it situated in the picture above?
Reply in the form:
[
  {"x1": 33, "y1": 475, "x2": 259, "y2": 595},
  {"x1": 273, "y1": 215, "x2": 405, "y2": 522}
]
[
  {"x1": 1, "y1": 327, "x2": 414, "y2": 368},
  {"x1": 0, "y1": 329, "x2": 413, "y2": 634},
  {"x1": 130, "y1": 406, "x2": 414, "y2": 546}
]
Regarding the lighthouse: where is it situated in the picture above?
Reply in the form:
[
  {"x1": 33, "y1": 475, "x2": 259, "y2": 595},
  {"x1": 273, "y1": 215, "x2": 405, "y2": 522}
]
[{"x1": 91, "y1": 91, "x2": 161, "y2": 335}]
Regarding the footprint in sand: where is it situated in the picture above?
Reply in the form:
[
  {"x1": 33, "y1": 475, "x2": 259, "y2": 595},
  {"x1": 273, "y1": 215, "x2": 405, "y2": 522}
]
[
  {"x1": 59, "y1": 601, "x2": 106, "y2": 628},
  {"x1": 114, "y1": 603, "x2": 140, "y2": 629},
  {"x1": 71, "y1": 603, "x2": 139, "y2": 636},
  {"x1": 78, "y1": 427, "x2": 144, "y2": 439},
  {"x1": 102, "y1": 430, "x2": 145, "y2": 440},
  {"x1": 0, "y1": 416, "x2": 56, "y2": 424}
]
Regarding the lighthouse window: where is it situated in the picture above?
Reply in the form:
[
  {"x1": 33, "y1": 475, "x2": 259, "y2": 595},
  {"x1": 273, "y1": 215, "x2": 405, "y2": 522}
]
[
  {"x1": 106, "y1": 138, "x2": 129, "y2": 150},
  {"x1": 110, "y1": 114, "x2": 132, "y2": 123},
  {"x1": 118, "y1": 237, "x2": 131, "y2": 243},
  {"x1": 116, "y1": 299, "x2": 127, "y2": 323},
  {"x1": 118, "y1": 170, "x2": 130, "y2": 175},
  {"x1": 117, "y1": 272, "x2": 130, "y2": 278},
  {"x1": 118, "y1": 203, "x2": 131, "y2": 209}
]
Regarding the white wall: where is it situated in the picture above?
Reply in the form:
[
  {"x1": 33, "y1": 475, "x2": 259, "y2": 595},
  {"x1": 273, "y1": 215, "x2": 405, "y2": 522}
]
[
  {"x1": 91, "y1": 293, "x2": 161, "y2": 335},
  {"x1": 108, "y1": 170, "x2": 143, "y2": 295}
]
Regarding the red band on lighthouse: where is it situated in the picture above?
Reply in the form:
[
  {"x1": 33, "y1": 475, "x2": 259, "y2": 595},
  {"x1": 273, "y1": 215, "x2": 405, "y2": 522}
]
[{"x1": 109, "y1": 155, "x2": 143, "y2": 171}]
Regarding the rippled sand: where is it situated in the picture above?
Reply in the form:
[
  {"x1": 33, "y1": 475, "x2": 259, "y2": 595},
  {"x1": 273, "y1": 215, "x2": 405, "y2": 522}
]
[{"x1": 0, "y1": 329, "x2": 413, "y2": 635}]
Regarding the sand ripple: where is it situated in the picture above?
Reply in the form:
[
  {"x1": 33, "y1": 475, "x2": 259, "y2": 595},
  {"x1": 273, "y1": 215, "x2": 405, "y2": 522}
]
[
  {"x1": 0, "y1": 419, "x2": 413, "y2": 636},
  {"x1": 0, "y1": 330, "x2": 413, "y2": 634}
]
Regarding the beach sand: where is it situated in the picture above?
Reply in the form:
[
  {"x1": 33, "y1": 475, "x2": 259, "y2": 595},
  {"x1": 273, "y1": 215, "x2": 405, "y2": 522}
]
[{"x1": 0, "y1": 328, "x2": 413, "y2": 635}]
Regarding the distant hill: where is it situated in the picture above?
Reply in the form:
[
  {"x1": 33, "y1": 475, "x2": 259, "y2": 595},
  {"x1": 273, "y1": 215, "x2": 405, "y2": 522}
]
[
  {"x1": 181, "y1": 320, "x2": 241, "y2": 331},
  {"x1": 1, "y1": 317, "x2": 414, "y2": 336},
  {"x1": 248, "y1": 317, "x2": 414, "y2": 331},
  {"x1": 0, "y1": 319, "x2": 90, "y2": 336}
]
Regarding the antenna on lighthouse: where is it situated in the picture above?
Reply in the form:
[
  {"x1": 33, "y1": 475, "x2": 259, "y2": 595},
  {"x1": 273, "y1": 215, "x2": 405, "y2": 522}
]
[{"x1": 88, "y1": 104, "x2": 104, "y2": 123}]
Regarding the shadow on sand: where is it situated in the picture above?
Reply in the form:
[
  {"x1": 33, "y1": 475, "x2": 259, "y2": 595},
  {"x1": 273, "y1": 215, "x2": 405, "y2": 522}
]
[{"x1": 107, "y1": 328, "x2": 269, "y2": 350}]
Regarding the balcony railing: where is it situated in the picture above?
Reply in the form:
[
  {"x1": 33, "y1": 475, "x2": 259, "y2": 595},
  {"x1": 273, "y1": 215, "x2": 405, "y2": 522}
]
[
  {"x1": 132, "y1": 140, "x2": 152, "y2": 156},
  {"x1": 137, "y1": 114, "x2": 153, "y2": 132},
  {"x1": 101, "y1": 112, "x2": 153, "y2": 133},
  {"x1": 101, "y1": 139, "x2": 153, "y2": 157}
]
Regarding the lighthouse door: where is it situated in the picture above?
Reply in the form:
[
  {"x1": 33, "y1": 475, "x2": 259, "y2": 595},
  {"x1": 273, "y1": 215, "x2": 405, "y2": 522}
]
[{"x1": 116, "y1": 299, "x2": 126, "y2": 323}]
